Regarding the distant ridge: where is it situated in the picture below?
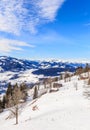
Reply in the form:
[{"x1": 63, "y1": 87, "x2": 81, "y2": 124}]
[{"x1": 0, "y1": 56, "x2": 86, "y2": 74}]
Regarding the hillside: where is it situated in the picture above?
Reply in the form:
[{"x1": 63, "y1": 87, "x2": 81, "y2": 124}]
[{"x1": 0, "y1": 74, "x2": 90, "y2": 130}]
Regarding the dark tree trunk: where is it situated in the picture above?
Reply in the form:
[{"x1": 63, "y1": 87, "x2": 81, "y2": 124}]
[{"x1": 16, "y1": 106, "x2": 18, "y2": 124}]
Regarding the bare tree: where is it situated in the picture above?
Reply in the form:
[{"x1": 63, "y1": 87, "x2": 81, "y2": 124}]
[
  {"x1": 48, "y1": 78, "x2": 52, "y2": 89},
  {"x1": 37, "y1": 82, "x2": 40, "y2": 90},
  {"x1": 10, "y1": 83, "x2": 22, "y2": 124},
  {"x1": 64, "y1": 72, "x2": 71, "y2": 82},
  {"x1": 43, "y1": 78, "x2": 48, "y2": 89}
]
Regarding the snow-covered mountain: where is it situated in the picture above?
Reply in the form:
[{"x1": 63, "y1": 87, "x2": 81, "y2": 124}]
[
  {"x1": 0, "y1": 56, "x2": 86, "y2": 93},
  {"x1": 0, "y1": 56, "x2": 40, "y2": 72},
  {"x1": 0, "y1": 56, "x2": 85, "y2": 74}
]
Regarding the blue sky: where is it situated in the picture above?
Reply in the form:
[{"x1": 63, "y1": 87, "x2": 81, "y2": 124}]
[{"x1": 0, "y1": 0, "x2": 90, "y2": 60}]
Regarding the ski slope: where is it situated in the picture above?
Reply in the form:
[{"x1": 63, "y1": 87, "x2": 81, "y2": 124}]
[{"x1": 0, "y1": 76, "x2": 90, "y2": 130}]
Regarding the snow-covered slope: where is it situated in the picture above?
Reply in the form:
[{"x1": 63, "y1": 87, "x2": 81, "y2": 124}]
[{"x1": 0, "y1": 76, "x2": 90, "y2": 130}]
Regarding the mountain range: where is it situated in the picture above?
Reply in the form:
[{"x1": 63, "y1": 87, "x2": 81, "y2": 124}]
[
  {"x1": 0, "y1": 56, "x2": 86, "y2": 74},
  {"x1": 0, "y1": 56, "x2": 86, "y2": 93}
]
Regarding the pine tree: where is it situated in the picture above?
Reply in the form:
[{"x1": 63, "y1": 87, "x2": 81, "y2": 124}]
[
  {"x1": 2, "y1": 95, "x2": 6, "y2": 109},
  {"x1": 33, "y1": 86, "x2": 38, "y2": 99},
  {"x1": 6, "y1": 82, "x2": 13, "y2": 108},
  {"x1": 6, "y1": 82, "x2": 12, "y2": 96},
  {"x1": 20, "y1": 83, "x2": 28, "y2": 101},
  {"x1": 0, "y1": 100, "x2": 3, "y2": 113},
  {"x1": 60, "y1": 74, "x2": 63, "y2": 80}
]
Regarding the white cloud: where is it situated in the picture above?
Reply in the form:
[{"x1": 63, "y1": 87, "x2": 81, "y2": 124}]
[
  {"x1": 0, "y1": 0, "x2": 65, "y2": 35},
  {"x1": 0, "y1": 38, "x2": 34, "y2": 53},
  {"x1": 37, "y1": 0, "x2": 65, "y2": 21}
]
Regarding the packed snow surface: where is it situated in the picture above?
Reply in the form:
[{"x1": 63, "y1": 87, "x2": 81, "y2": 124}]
[{"x1": 0, "y1": 76, "x2": 90, "y2": 130}]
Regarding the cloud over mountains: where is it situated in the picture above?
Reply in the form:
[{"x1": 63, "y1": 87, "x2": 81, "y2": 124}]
[{"x1": 0, "y1": 38, "x2": 34, "y2": 53}]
